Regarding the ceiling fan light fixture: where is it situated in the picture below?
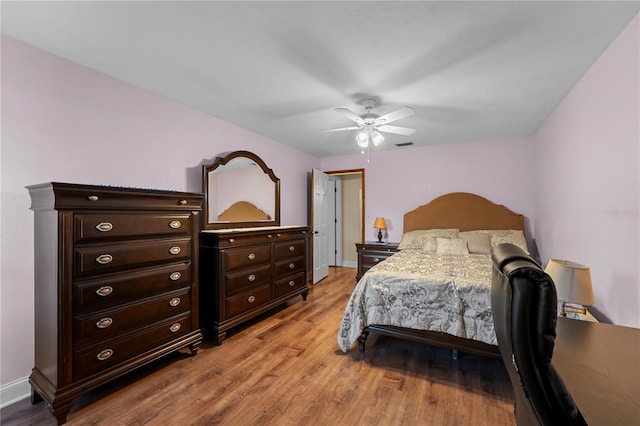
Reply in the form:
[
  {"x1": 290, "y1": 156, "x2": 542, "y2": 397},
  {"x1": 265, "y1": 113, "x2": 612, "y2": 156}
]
[
  {"x1": 356, "y1": 131, "x2": 369, "y2": 147},
  {"x1": 371, "y1": 131, "x2": 384, "y2": 146}
]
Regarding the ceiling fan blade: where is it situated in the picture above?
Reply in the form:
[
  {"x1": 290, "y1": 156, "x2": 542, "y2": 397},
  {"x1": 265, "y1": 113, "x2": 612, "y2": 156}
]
[
  {"x1": 375, "y1": 106, "x2": 415, "y2": 124},
  {"x1": 321, "y1": 126, "x2": 362, "y2": 133},
  {"x1": 335, "y1": 108, "x2": 365, "y2": 124},
  {"x1": 377, "y1": 125, "x2": 416, "y2": 136}
]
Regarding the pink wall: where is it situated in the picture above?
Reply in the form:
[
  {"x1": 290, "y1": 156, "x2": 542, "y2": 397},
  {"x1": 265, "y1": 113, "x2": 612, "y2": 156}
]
[
  {"x1": 534, "y1": 16, "x2": 639, "y2": 327},
  {"x1": 320, "y1": 135, "x2": 537, "y2": 245},
  {"x1": 0, "y1": 36, "x2": 318, "y2": 386}
]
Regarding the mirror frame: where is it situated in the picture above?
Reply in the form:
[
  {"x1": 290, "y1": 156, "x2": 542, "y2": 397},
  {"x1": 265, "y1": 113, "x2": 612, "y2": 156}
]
[{"x1": 203, "y1": 150, "x2": 281, "y2": 230}]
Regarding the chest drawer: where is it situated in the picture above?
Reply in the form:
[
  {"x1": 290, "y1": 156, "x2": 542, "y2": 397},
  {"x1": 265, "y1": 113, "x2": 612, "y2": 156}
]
[
  {"x1": 274, "y1": 273, "x2": 306, "y2": 298},
  {"x1": 75, "y1": 263, "x2": 191, "y2": 314},
  {"x1": 74, "y1": 314, "x2": 192, "y2": 381},
  {"x1": 274, "y1": 257, "x2": 305, "y2": 279},
  {"x1": 226, "y1": 285, "x2": 270, "y2": 317},
  {"x1": 75, "y1": 237, "x2": 191, "y2": 277},
  {"x1": 274, "y1": 239, "x2": 305, "y2": 261},
  {"x1": 75, "y1": 289, "x2": 191, "y2": 347},
  {"x1": 224, "y1": 244, "x2": 271, "y2": 272},
  {"x1": 226, "y1": 264, "x2": 271, "y2": 295},
  {"x1": 75, "y1": 213, "x2": 191, "y2": 243},
  {"x1": 361, "y1": 252, "x2": 394, "y2": 268}
]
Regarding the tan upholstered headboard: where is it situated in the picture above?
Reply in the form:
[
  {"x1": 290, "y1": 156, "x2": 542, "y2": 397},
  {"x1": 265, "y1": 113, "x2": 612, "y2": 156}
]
[
  {"x1": 217, "y1": 201, "x2": 270, "y2": 222},
  {"x1": 403, "y1": 192, "x2": 524, "y2": 232}
]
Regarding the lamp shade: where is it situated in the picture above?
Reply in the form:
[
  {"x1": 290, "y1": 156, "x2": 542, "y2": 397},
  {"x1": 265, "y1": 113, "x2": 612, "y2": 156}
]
[
  {"x1": 373, "y1": 217, "x2": 387, "y2": 229},
  {"x1": 545, "y1": 259, "x2": 595, "y2": 305}
]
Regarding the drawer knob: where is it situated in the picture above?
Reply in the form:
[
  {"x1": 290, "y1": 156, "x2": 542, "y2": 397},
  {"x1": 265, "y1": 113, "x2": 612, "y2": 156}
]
[
  {"x1": 267, "y1": 234, "x2": 273, "y2": 239},
  {"x1": 169, "y1": 220, "x2": 181, "y2": 229},
  {"x1": 247, "y1": 253, "x2": 256, "y2": 261},
  {"x1": 96, "y1": 317, "x2": 113, "y2": 329},
  {"x1": 228, "y1": 238, "x2": 235, "y2": 243},
  {"x1": 247, "y1": 295, "x2": 256, "y2": 303},
  {"x1": 289, "y1": 263, "x2": 295, "y2": 269},
  {"x1": 289, "y1": 245, "x2": 295, "y2": 252},
  {"x1": 169, "y1": 272, "x2": 182, "y2": 281},
  {"x1": 169, "y1": 246, "x2": 181, "y2": 255},
  {"x1": 248, "y1": 274, "x2": 256, "y2": 282},
  {"x1": 96, "y1": 254, "x2": 113, "y2": 265},
  {"x1": 169, "y1": 323, "x2": 181, "y2": 333},
  {"x1": 169, "y1": 297, "x2": 181, "y2": 307},
  {"x1": 276, "y1": 233, "x2": 282, "y2": 237},
  {"x1": 178, "y1": 199, "x2": 187, "y2": 205},
  {"x1": 87, "y1": 195, "x2": 99, "y2": 201},
  {"x1": 95, "y1": 222, "x2": 113, "y2": 232},
  {"x1": 96, "y1": 349, "x2": 113, "y2": 361},
  {"x1": 95, "y1": 286, "x2": 113, "y2": 297},
  {"x1": 289, "y1": 280, "x2": 295, "y2": 287},
  {"x1": 373, "y1": 257, "x2": 380, "y2": 262}
]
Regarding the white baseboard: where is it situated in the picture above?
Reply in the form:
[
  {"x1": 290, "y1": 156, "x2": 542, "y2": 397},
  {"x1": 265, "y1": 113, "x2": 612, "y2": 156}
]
[
  {"x1": 0, "y1": 376, "x2": 31, "y2": 409},
  {"x1": 342, "y1": 260, "x2": 357, "y2": 268}
]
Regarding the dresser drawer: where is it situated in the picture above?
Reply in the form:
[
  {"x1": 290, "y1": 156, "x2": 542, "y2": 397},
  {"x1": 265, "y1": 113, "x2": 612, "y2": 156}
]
[
  {"x1": 226, "y1": 264, "x2": 271, "y2": 295},
  {"x1": 214, "y1": 232, "x2": 278, "y2": 248},
  {"x1": 224, "y1": 244, "x2": 271, "y2": 272},
  {"x1": 74, "y1": 314, "x2": 192, "y2": 381},
  {"x1": 274, "y1": 257, "x2": 305, "y2": 279},
  {"x1": 272, "y1": 229, "x2": 310, "y2": 240},
  {"x1": 274, "y1": 273, "x2": 306, "y2": 298},
  {"x1": 74, "y1": 289, "x2": 191, "y2": 347},
  {"x1": 75, "y1": 263, "x2": 191, "y2": 314},
  {"x1": 226, "y1": 285, "x2": 270, "y2": 317},
  {"x1": 75, "y1": 238, "x2": 191, "y2": 277},
  {"x1": 75, "y1": 213, "x2": 191, "y2": 243},
  {"x1": 274, "y1": 239, "x2": 305, "y2": 261}
]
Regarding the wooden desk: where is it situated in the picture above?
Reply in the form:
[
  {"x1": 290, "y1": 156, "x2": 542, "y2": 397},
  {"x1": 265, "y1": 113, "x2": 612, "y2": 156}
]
[{"x1": 553, "y1": 318, "x2": 640, "y2": 425}]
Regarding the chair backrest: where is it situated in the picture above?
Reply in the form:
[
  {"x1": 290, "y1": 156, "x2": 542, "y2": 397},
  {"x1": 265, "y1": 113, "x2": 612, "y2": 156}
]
[{"x1": 491, "y1": 243, "x2": 587, "y2": 426}]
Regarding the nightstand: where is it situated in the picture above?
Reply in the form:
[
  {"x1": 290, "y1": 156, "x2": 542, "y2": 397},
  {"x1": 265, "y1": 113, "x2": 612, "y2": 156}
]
[{"x1": 355, "y1": 242, "x2": 399, "y2": 281}]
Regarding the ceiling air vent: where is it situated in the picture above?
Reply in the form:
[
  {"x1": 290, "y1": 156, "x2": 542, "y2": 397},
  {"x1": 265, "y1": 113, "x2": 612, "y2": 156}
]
[{"x1": 395, "y1": 142, "x2": 414, "y2": 147}]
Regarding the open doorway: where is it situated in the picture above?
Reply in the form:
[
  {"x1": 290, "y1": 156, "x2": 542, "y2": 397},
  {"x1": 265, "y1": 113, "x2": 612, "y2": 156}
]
[{"x1": 311, "y1": 168, "x2": 364, "y2": 284}]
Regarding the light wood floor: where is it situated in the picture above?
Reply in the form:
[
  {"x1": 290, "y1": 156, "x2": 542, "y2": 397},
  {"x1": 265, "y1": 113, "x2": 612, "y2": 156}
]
[{"x1": 1, "y1": 267, "x2": 515, "y2": 426}]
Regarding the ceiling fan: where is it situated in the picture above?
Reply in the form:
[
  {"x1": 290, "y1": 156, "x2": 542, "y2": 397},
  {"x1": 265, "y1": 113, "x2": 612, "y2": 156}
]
[{"x1": 322, "y1": 99, "x2": 416, "y2": 148}]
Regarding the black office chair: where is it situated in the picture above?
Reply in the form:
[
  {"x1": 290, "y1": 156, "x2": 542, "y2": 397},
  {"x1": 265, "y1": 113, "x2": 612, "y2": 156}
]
[{"x1": 491, "y1": 243, "x2": 587, "y2": 426}]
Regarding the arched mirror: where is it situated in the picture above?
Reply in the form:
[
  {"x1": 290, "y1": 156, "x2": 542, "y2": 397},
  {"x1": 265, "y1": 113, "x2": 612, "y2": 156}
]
[{"x1": 203, "y1": 150, "x2": 280, "y2": 230}]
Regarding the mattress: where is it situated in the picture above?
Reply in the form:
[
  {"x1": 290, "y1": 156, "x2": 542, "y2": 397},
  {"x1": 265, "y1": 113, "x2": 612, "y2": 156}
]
[{"x1": 337, "y1": 249, "x2": 497, "y2": 352}]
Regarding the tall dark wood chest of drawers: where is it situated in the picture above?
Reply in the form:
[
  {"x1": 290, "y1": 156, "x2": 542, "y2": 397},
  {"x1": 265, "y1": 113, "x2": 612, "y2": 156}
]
[
  {"x1": 200, "y1": 226, "x2": 310, "y2": 344},
  {"x1": 27, "y1": 182, "x2": 203, "y2": 424}
]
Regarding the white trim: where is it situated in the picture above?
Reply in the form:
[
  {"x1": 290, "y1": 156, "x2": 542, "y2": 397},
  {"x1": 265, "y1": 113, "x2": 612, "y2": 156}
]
[{"x1": 0, "y1": 376, "x2": 31, "y2": 409}]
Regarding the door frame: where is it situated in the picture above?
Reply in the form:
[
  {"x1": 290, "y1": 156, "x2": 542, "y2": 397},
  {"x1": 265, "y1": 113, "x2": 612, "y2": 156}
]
[
  {"x1": 326, "y1": 168, "x2": 365, "y2": 246},
  {"x1": 310, "y1": 168, "x2": 365, "y2": 284}
]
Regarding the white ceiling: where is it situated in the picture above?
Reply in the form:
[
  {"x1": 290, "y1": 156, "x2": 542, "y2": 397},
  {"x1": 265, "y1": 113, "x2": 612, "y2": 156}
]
[{"x1": 2, "y1": 1, "x2": 638, "y2": 157}]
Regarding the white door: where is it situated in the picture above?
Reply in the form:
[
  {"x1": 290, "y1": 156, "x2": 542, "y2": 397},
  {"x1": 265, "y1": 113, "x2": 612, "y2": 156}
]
[{"x1": 312, "y1": 169, "x2": 329, "y2": 284}]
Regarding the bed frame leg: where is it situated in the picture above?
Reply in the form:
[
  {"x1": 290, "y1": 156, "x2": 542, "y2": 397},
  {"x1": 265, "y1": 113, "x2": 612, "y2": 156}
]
[
  {"x1": 358, "y1": 330, "x2": 370, "y2": 352},
  {"x1": 452, "y1": 350, "x2": 458, "y2": 360}
]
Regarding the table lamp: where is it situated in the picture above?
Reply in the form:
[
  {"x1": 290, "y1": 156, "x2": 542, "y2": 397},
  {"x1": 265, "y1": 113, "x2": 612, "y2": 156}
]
[
  {"x1": 373, "y1": 217, "x2": 386, "y2": 243},
  {"x1": 544, "y1": 259, "x2": 595, "y2": 316}
]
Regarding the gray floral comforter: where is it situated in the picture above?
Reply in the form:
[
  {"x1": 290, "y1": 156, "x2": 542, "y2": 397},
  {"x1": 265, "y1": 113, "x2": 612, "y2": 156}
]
[{"x1": 337, "y1": 250, "x2": 497, "y2": 352}]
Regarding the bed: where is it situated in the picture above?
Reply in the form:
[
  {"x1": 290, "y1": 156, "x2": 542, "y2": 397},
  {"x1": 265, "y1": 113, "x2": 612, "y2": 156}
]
[{"x1": 337, "y1": 192, "x2": 527, "y2": 359}]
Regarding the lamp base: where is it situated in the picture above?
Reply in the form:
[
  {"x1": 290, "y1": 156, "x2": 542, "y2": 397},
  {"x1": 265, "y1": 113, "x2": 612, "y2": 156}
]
[
  {"x1": 561, "y1": 301, "x2": 588, "y2": 316},
  {"x1": 377, "y1": 229, "x2": 383, "y2": 243}
]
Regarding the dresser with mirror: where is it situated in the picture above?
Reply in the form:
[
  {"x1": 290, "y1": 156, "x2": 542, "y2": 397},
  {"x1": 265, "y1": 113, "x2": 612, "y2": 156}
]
[{"x1": 199, "y1": 150, "x2": 309, "y2": 344}]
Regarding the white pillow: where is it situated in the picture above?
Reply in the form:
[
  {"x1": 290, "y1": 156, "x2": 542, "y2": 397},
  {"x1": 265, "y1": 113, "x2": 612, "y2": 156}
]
[
  {"x1": 477, "y1": 229, "x2": 529, "y2": 254},
  {"x1": 458, "y1": 231, "x2": 492, "y2": 254},
  {"x1": 436, "y1": 237, "x2": 469, "y2": 255},
  {"x1": 398, "y1": 229, "x2": 459, "y2": 251}
]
